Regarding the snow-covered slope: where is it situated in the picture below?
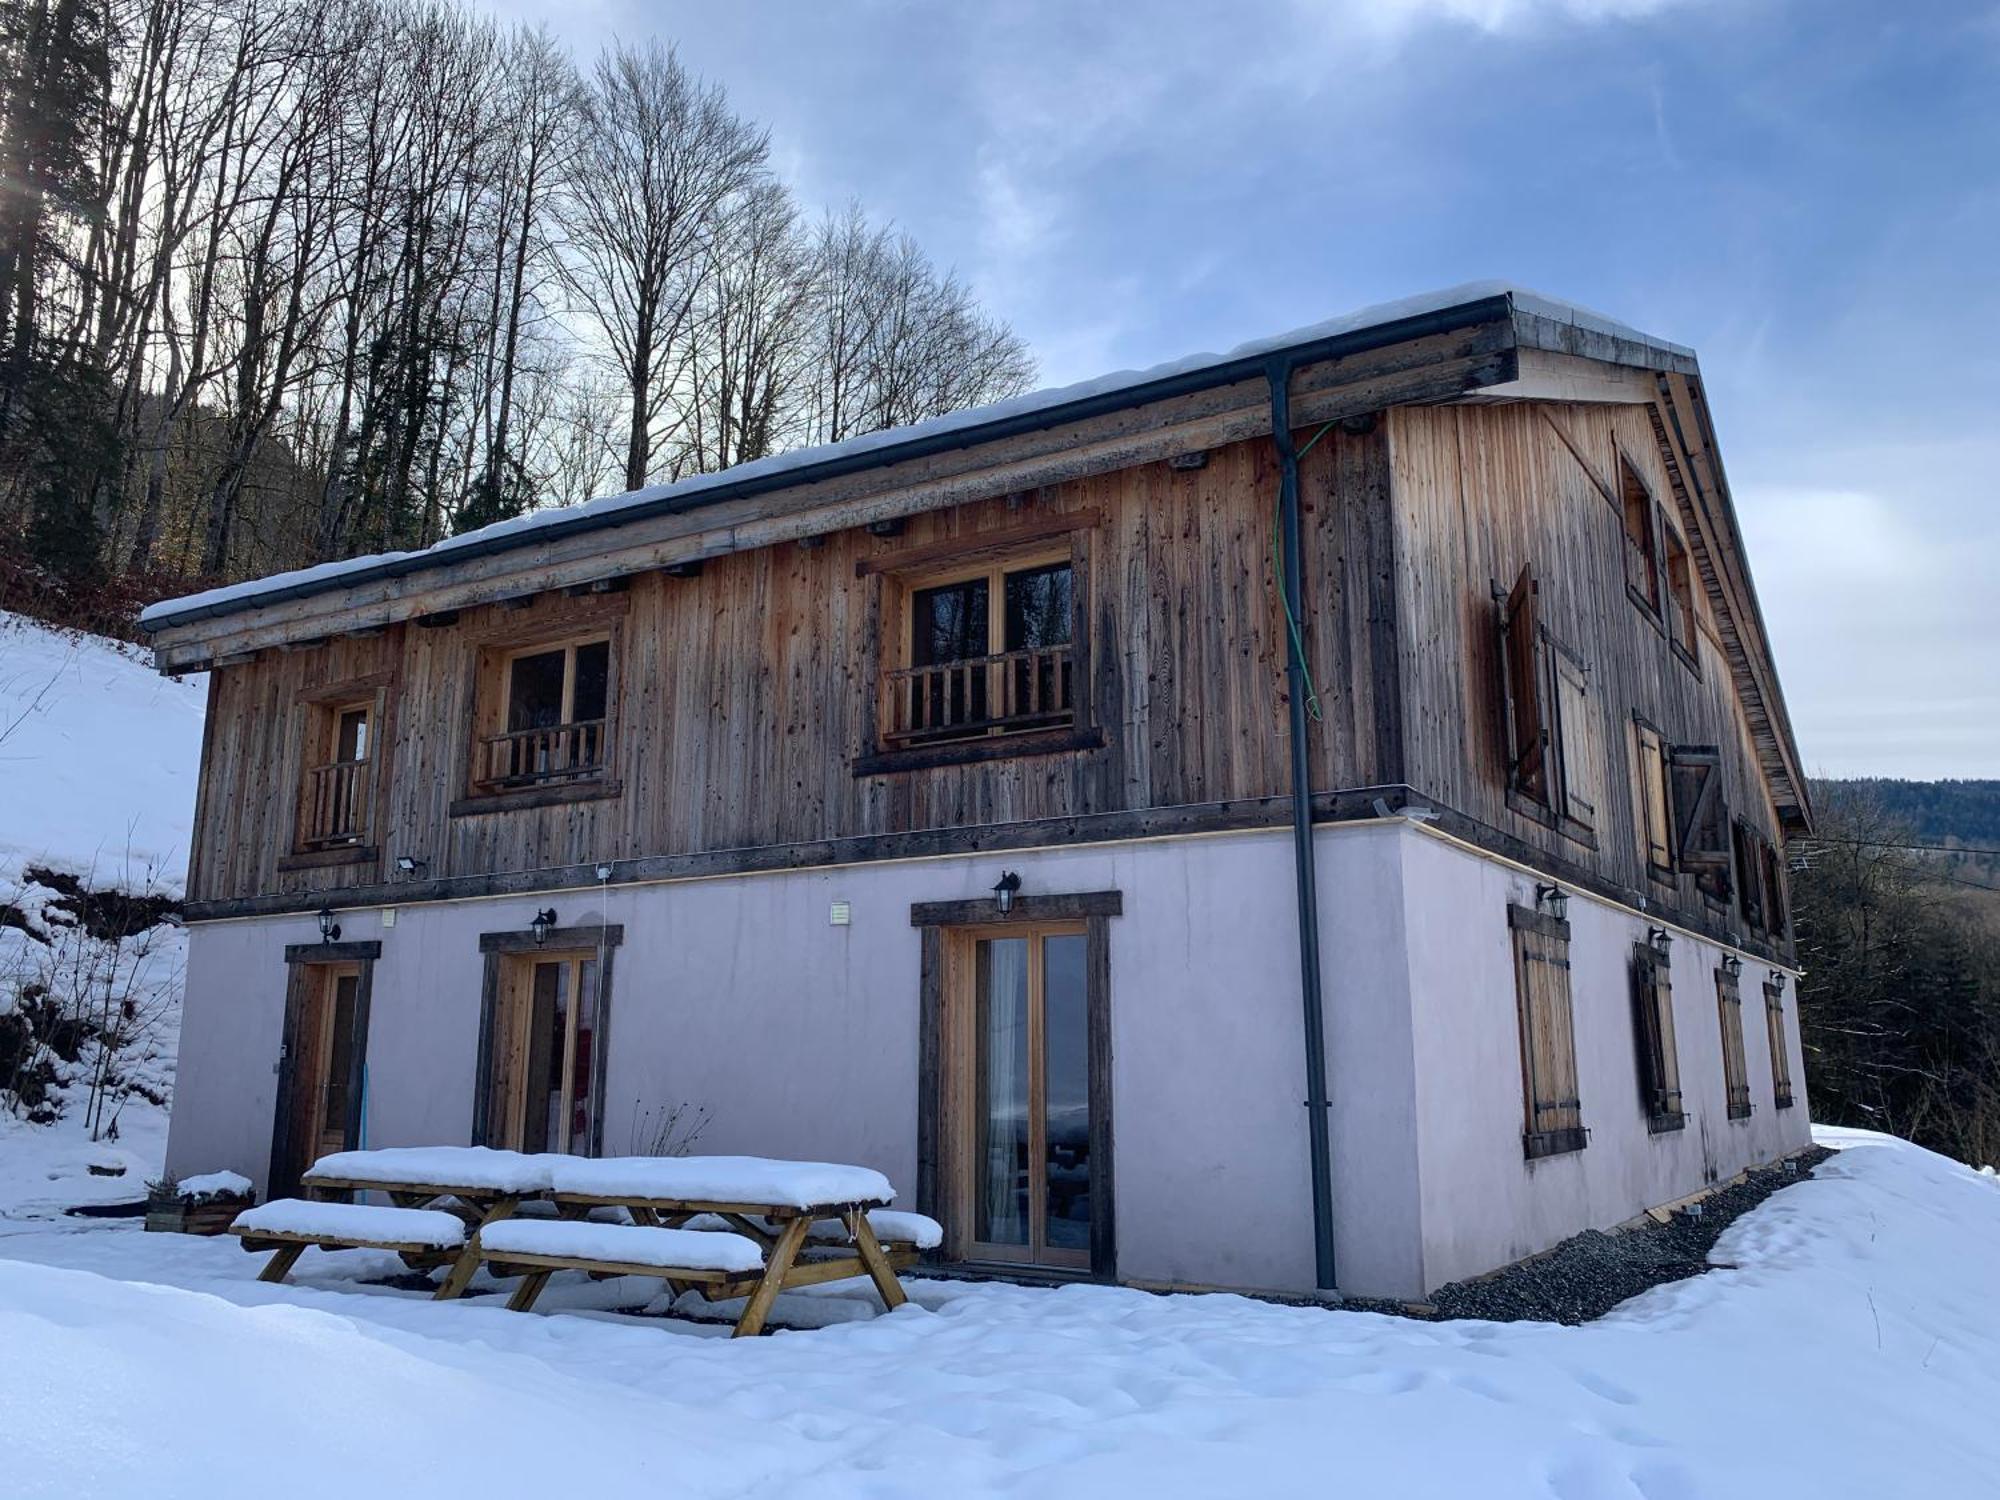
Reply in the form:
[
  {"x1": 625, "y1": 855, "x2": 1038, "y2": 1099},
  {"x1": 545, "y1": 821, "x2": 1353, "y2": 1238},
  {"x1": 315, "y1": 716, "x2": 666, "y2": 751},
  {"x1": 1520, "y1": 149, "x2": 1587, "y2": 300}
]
[
  {"x1": 0, "y1": 611, "x2": 205, "y2": 1215},
  {"x1": 0, "y1": 1130, "x2": 1995, "y2": 1497}
]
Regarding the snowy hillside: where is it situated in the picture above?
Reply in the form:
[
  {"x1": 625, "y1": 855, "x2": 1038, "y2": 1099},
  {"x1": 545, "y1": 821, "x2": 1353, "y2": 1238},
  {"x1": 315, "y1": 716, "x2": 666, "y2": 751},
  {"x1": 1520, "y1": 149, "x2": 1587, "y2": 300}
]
[{"x1": 0, "y1": 611, "x2": 206, "y2": 1214}]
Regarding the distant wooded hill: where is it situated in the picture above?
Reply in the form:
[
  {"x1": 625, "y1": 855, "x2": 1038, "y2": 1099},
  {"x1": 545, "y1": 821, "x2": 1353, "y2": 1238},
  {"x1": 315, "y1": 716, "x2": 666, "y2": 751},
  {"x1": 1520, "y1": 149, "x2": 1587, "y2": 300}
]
[{"x1": 1817, "y1": 779, "x2": 2000, "y2": 848}]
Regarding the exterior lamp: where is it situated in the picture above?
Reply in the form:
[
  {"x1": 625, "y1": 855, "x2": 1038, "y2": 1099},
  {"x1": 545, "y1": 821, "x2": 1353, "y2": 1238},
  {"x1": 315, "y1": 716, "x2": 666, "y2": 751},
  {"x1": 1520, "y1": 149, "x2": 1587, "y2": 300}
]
[
  {"x1": 394, "y1": 855, "x2": 427, "y2": 875},
  {"x1": 317, "y1": 907, "x2": 341, "y2": 944},
  {"x1": 530, "y1": 908, "x2": 559, "y2": 947},
  {"x1": 1648, "y1": 927, "x2": 1672, "y2": 959},
  {"x1": 1534, "y1": 883, "x2": 1568, "y2": 922},
  {"x1": 992, "y1": 871, "x2": 1022, "y2": 916},
  {"x1": 1722, "y1": 954, "x2": 1744, "y2": 979},
  {"x1": 1771, "y1": 973, "x2": 1787, "y2": 996}
]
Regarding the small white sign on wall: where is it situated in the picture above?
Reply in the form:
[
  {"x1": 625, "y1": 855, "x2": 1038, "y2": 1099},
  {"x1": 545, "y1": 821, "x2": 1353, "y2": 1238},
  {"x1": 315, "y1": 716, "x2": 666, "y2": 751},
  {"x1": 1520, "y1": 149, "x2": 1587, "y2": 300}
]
[{"x1": 829, "y1": 900, "x2": 852, "y2": 927}]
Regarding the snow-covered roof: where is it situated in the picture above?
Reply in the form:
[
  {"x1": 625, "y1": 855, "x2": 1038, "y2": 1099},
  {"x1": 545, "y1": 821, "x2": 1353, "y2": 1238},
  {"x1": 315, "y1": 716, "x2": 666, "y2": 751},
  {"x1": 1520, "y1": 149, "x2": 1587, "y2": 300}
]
[{"x1": 139, "y1": 282, "x2": 1690, "y2": 633}]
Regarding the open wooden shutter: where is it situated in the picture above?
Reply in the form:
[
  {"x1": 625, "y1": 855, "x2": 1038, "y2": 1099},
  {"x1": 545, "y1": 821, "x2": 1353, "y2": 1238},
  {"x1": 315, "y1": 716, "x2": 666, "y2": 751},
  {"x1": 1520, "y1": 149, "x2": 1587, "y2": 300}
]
[
  {"x1": 1499, "y1": 566, "x2": 1550, "y2": 807},
  {"x1": 1733, "y1": 821, "x2": 1765, "y2": 931},
  {"x1": 1764, "y1": 979, "x2": 1794, "y2": 1109},
  {"x1": 1553, "y1": 648, "x2": 1597, "y2": 836},
  {"x1": 1628, "y1": 945, "x2": 1683, "y2": 1127},
  {"x1": 1510, "y1": 904, "x2": 1584, "y2": 1159},
  {"x1": 1668, "y1": 745, "x2": 1729, "y2": 869},
  {"x1": 1763, "y1": 843, "x2": 1789, "y2": 936}
]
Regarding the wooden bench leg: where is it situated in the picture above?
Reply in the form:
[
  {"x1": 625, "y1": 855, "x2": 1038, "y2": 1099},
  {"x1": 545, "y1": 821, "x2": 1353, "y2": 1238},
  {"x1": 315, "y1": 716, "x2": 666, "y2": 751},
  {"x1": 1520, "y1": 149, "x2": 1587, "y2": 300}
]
[
  {"x1": 845, "y1": 1209, "x2": 908, "y2": 1312},
  {"x1": 258, "y1": 1243, "x2": 307, "y2": 1284},
  {"x1": 732, "y1": 1216, "x2": 812, "y2": 1338},
  {"x1": 506, "y1": 1269, "x2": 554, "y2": 1313},
  {"x1": 436, "y1": 1194, "x2": 521, "y2": 1302}
]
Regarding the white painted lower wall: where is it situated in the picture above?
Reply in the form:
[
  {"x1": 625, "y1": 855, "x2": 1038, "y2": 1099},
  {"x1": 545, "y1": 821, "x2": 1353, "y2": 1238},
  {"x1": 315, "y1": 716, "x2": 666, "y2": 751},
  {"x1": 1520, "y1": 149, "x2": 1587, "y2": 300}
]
[{"x1": 165, "y1": 820, "x2": 1807, "y2": 1303}]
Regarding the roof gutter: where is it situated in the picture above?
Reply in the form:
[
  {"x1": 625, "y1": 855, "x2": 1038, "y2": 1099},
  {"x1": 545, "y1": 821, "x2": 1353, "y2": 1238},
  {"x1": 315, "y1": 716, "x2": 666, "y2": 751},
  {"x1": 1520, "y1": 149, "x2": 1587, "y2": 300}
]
[{"x1": 140, "y1": 294, "x2": 1517, "y2": 635}]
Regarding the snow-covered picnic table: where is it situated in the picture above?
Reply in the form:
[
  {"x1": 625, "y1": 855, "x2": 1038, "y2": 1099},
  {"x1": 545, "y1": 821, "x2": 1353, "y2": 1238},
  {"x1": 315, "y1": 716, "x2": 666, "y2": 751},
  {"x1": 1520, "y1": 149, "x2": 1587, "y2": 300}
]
[{"x1": 231, "y1": 1147, "x2": 935, "y2": 1337}]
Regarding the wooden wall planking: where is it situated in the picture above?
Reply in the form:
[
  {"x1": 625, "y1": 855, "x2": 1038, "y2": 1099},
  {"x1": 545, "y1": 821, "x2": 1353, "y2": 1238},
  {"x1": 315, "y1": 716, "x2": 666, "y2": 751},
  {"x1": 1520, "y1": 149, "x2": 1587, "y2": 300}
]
[
  {"x1": 188, "y1": 426, "x2": 1401, "y2": 906},
  {"x1": 1386, "y1": 400, "x2": 1786, "y2": 941}
]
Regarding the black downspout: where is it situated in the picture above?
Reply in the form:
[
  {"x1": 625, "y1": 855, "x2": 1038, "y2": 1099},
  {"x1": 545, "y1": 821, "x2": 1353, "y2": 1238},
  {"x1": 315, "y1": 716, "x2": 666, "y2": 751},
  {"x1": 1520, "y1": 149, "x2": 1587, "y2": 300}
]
[{"x1": 1268, "y1": 356, "x2": 1337, "y2": 1293}]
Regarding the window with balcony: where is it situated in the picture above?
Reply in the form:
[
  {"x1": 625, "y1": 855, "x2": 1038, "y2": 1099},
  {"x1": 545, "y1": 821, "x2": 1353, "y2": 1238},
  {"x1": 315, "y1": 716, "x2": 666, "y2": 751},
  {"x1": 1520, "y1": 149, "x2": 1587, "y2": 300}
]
[
  {"x1": 475, "y1": 637, "x2": 611, "y2": 792},
  {"x1": 290, "y1": 680, "x2": 389, "y2": 862},
  {"x1": 885, "y1": 551, "x2": 1077, "y2": 749}
]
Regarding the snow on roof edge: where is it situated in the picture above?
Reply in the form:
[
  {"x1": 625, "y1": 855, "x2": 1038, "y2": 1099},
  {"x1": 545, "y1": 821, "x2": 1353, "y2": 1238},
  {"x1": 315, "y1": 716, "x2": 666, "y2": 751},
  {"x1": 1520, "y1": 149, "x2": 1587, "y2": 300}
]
[{"x1": 140, "y1": 281, "x2": 1690, "y2": 632}]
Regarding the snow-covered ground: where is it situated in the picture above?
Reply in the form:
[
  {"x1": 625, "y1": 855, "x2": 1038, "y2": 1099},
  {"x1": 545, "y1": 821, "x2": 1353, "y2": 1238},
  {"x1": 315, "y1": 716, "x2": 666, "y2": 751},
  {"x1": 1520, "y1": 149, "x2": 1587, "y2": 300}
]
[
  {"x1": 1, "y1": 1129, "x2": 1996, "y2": 1497},
  {"x1": 0, "y1": 610, "x2": 205, "y2": 1212}
]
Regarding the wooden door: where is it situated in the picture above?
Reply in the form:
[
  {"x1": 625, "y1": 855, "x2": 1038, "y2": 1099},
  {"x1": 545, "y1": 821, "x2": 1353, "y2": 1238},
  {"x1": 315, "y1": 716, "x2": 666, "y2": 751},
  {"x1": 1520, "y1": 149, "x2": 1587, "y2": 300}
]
[
  {"x1": 955, "y1": 923, "x2": 1093, "y2": 1270},
  {"x1": 483, "y1": 950, "x2": 600, "y2": 1154},
  {"x1": 273, "y1": 960, "x2": 368, "y2": 1195}
]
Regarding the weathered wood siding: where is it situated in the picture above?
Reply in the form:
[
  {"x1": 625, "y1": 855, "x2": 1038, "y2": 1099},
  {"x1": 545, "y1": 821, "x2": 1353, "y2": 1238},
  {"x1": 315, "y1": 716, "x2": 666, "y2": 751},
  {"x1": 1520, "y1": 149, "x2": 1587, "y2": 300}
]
[
  {"x1": 187, "y1": 426, "x2": 1398, "y2": 905},
  {"x1": 1387, "y1": 400, "x2": 1786, "y2": 945}
]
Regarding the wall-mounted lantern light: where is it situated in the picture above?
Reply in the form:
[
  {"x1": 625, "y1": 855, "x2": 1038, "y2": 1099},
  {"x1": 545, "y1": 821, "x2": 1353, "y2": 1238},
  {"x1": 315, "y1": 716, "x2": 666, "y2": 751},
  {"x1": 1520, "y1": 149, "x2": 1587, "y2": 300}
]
[
  {"x1": 992, "y1": 871, "x2": 1022, "y2": 916},
  {"x1": 1721, "y1": 954, "x2": 1744, "y2": 979},
  {"x1": 530, "y1": 908, "x2": 559, "y2": 947},
  {"x1": 317, "y1": 907, "x2": 341, "y2": 944},
  {"x1": 1771, "y1": 973, "x2": 1787, "y2": 997},
  {"x1": 1534, "y1": 883, "x2": 1569, "y2": 922},
  {"x1": 1648, "y1": 926, "x2": 1673, "y2": 959}
]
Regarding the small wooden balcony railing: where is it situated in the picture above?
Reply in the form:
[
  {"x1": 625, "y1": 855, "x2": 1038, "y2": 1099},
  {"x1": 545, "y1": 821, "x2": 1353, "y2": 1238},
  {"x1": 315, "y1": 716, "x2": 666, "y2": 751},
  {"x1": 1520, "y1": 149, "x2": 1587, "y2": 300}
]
[
  {"x1": 883, "y1": 646, "x2": 1076, "y2": 745},
  {"x1": 475, "y1": 719, "x2": 609, "y2": 790},
  {"x1": 301, "y1": 759, "x2": 372, "y2": 849}
]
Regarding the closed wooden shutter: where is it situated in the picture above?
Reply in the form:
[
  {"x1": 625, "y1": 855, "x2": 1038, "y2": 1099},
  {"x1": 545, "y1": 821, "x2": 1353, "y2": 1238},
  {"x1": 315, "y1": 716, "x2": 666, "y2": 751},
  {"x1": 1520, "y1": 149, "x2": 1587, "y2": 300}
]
[
  {"x1": 1716, "y1": 967, "x2": 1752, "y2": 1120},
  {"x1": 1764, "y1": 980, "x2": 1795, "y2": 1109},
  {"x1": 1763, "y1": 843, "x2": 1789, "y2": 937},
  {"x1": 1734, "y1": 821, "x2": 1765, "y2": 931},
  {"x1": 1510, "y1": 904, "x2": 1585, "y2": 1159},
  {"x1": 1629, "y1": 944, "x2": 1684, "y2": 1130},
  {"x1": 1634, "y1": 721, "x2": 1673, "y2": 877},
  {"x1": 1499, "y1": 567, "x2": 1550, "y2": 807}
]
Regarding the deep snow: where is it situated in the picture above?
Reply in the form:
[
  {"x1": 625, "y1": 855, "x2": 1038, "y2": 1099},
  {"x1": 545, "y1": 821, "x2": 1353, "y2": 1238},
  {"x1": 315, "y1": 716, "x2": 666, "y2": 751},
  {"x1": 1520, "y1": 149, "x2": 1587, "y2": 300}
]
[{"x1": 1, "y1": 1129, "x2": 1997, "y2": 1498}]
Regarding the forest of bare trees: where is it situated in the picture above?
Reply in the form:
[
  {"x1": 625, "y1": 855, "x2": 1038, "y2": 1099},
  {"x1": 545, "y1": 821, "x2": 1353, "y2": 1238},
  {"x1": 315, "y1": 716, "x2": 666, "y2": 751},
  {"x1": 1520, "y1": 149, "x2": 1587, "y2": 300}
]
[{"x1": 0, "y1": 0, "x2": 1035, "y2": 620}]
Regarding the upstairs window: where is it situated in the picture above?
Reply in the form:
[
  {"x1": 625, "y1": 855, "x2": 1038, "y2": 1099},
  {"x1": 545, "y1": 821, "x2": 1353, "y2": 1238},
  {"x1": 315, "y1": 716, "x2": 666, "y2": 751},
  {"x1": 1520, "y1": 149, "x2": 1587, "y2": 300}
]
[
  {"x1": 1510, "y1": 901, "x2": 1586, "y2": 1160},
  {"x1": 1629, "y1": 940, "x2": 1684, "y2": 1133},
  {"x1": 1664, "y1": 523, "x2": 1699, "y2": 670},
  {"x1": 1716, "y1": 963, "x2": 1753, "y2": 1120},
  {"x1": 886, "y1": 551, "x2": 1076, "y2": 747},
  {"x1": 293, "y1": 685, "x2": 387, "y2": 855},
  {"x1": 1733, "y1": 819, "x2": 1766, "y2": 932},
  {"x1": 1762, "y1": 842, "x2": 1790, "y2": 938},
  {"x1": 474, "y1": 635, "x2": 613, "y2": 792},
  {"x1": 1497, "y1": 566, "x2": 1597, "y2": 843},
  {"x1": 1620, "y1": 458, "x2": 1662, "y2": 617}
]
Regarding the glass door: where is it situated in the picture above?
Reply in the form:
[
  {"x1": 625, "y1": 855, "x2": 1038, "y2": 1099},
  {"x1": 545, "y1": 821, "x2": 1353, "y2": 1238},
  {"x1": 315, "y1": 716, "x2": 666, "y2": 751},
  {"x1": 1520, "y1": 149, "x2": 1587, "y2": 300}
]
[
  {"x1": 490, "y1": 951, "x2": 599, "y2": 1154},
  {"x1": 968, "y1": 926, "x2": 1091, "y2": 1269}
]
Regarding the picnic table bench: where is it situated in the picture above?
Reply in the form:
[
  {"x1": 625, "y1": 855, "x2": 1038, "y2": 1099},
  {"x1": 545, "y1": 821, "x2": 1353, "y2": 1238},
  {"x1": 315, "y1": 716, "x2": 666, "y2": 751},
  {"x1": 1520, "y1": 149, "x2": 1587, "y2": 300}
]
[{"x1": 229, "y1": 1147, "x2": 937, "y2": 1337}]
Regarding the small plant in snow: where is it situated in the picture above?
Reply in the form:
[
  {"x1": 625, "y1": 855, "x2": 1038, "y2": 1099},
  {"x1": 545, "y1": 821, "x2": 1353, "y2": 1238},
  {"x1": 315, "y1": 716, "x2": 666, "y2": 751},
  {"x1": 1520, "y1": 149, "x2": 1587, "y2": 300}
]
[{"x1": 630, "y1": 1099, "x2": 712, "y2": 1158}]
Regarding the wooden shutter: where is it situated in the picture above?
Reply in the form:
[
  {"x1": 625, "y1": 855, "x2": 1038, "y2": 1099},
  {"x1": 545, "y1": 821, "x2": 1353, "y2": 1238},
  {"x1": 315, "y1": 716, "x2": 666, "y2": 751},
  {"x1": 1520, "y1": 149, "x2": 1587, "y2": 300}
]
[
  {"x1": 1763, "y1": 843, "x2": 1789, "y2": 936},
  {"x1": 1668, "y1": 745, "x2": 1730, "y2": 870},
  {"x1": 1553, "y1": 648, "x2": 1597, "y2": 836},
  {"x1": 1733, "y1": 821, "x2": 1765, "y2": 931},
  {"x1": 1499, "y1": 567, "x2": 1550, "y2": 807},
  {"x1": 1510, "y1": 904, "x2": 1584, "y2": 1159},
  {"x1": 1634, "y1": 721, "x2": 1673, "y2": 875},
  {"x1": 1764, "y1": 980, "x2": 1794, "y2": 1109},
  {"x1": 1716, "y1": 967, "x2": 1752, "y2": 1120},
  {"x1": 1629, "y1": 944, "x2": 1683, "y2": 1129}
]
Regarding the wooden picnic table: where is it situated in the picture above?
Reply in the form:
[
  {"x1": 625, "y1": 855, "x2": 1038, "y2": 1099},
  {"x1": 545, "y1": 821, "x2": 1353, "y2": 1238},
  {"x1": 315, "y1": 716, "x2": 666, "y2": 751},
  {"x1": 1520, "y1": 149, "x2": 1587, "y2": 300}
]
[{"x1": 239, "y1": 1147, "x2": 931, "y2": 1337}]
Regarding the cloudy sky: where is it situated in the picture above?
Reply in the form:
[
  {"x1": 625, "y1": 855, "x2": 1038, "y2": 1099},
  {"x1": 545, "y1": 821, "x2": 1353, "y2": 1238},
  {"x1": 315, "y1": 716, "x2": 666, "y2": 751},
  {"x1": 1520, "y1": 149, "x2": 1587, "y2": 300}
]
[{"x1": 492, "y1": 0, "x2": 1998, "y2": 780}]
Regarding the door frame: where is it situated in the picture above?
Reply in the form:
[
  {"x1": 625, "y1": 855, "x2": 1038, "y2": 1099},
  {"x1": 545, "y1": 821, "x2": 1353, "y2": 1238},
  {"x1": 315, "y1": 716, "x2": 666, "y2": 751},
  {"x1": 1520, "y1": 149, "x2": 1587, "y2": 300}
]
[
  {"x1": 271, "y1": 939, "x2": 381, "y2": 1197},
  {"x1": 472, "y1": 922, "x2": 622, "y2": 1154},
  {"x1": 912, "y1": 889, "x2": 1119, "y2": 1280}
]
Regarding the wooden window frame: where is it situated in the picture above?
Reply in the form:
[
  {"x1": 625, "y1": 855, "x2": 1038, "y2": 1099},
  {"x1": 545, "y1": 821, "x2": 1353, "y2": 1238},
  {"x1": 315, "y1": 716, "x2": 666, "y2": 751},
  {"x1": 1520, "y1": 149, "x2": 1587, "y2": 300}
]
[
  {"x1": 1496, "y1": 567, "x2": 1596, "y2": 848},
  {"x1": 1631, "y1": 714, "x2": 1675, "y2": 885},
  {"x1": 1618, "y1": 451, "x2": 1666, "y2": 628},
  {"x1": 1668, "y1": 743, "x2": 1733, "y2": 907},
  {"x1": 1629, "y1": 941, "x2": 1685, "y2": 1133},
  {"x1": 1716, "y1": 964, "x2": 1753, "y2": 1121},
  {"x1": 1509, "y1": 902, "x2": 1587, "y2": 1160},
  {"x1": 473, "y1": 923, "x2": 623, "y2": 1156},
  {"x1": 1663, "y1": 520, "x2": 1701, "y2": 677},
  {"x1": 1764, "y1": 977, "x2": 1795, "y2": 1110},
  {"x1": 912, "y1": 890, "x2": 1117, "y2": 1280},
  {"x1": 454, "y1": 608, "x2": 626, "y2": 816},
  {"x1": 857, "y1": 518, "x2": 1101, "y2": 776},
  {"x1": 284, "y1": 676, "x2": 392, "y2": 869}
]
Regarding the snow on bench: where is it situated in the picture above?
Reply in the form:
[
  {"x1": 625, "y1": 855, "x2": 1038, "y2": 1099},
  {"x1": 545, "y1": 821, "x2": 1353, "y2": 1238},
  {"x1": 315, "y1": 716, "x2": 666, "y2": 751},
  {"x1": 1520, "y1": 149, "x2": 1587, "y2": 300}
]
[
  {"x1": 232, "y1": 1199, "x2": 468, "y2": 1249},
  {"x1": 478, "y1": 1220, "x2": 767, "y2": 1275},
  {"x1": 808, "y1": 1210, "x2": 942, "y2": 1250},
  {"x1": 548, "y1": 1155, "x2": 895, "y2": 1209},
  {"x1": 304, "y1": 1146, "x2": 554, "y2": 1194}
]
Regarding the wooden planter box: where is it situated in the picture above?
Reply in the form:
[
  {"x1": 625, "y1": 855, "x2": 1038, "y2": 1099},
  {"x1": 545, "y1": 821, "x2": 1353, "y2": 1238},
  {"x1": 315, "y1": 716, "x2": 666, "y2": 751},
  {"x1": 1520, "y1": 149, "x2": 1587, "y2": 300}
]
[{"x1": 145, "y1": 1195, "x2": 251, "y2": 1236}]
